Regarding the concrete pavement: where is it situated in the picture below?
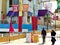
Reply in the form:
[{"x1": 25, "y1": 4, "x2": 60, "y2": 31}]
[{"x1": 0, "y1": 31, "x2": 60, "y2": 45}]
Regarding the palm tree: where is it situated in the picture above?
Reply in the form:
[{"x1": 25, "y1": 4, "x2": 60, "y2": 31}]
[{"x1": 44, "y1": 14, "x2": 51, "y2": 30}]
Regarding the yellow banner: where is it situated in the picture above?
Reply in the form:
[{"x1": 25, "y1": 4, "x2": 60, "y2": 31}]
[
  {"x1": 19, "y1": 11, "x2": 22, "y2": 16},
  {"x1": 19, "y1": 0, "x2": 22, "y2": 16},
  {"x1": 22, "y1": 4, "x2": 29, "y2": 12}
]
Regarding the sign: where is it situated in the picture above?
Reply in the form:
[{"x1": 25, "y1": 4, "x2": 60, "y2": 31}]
[
  {"x1": 32, "y1": 34, "x2": 39, "y2": 43},
  {"x1": 12, "y1": 5, "x2": 19, "y2": 12},
  {"x1": 22, "y1": 4, "x2": 29, "y2": 12},
  {"x1": 38, "y1": 10, "x2": 48, "y2": 16},
  {"x1": 26, "y1": 33, "x2": 31, "y2": 43},
  {"x1": 53, "y1": 16, "x2": 58, "y2": 20}
]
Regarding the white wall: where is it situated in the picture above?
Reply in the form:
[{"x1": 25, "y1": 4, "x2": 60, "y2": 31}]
[
  {"x1": 50, "y1": 1, "x2": 57, "y2": 13},
  {"x1": 42, "y1": 1, "x2": 57, "y2": 13}
]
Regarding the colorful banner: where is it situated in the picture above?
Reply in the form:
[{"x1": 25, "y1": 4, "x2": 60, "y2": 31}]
[
  {"x1": 38, "y1": 10, "x2": 48, "y2": 16},
  {"x1": 12, "y1": 5, "x2": 19, "y2": 12},
  {"x1": 53, "y1": 16, "x2": 58, "y2": 20},
  {"x1": 22, "y1": 4, "x2": 29, "y2": 12},
  {"x1": 19, "y1": 11, "x2": 22, "y2": 16}
]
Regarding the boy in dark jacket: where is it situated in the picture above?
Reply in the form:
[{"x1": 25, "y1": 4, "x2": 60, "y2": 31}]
[
  {"x1": 51, "y1": 37, "x2": 56, "y2": 45},
  {"x1": 41, "y1": 28, "x2": 46, "y2": 44},
  {"x1": 51, "y1": 30, "x2": 56, "y2": 45}
]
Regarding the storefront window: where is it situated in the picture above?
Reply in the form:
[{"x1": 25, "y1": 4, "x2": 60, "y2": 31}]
[
  {"x1": 9, "y1": 0, "x2": 19, "y2": 7},
  {"x1": 27, "y1": 16, "x2": 30, "y2": 23},
  {"x1": 12, "y1": 0, "x2": 19, "y2": 4},
  {"x1": 9, "y1": 0, "x2": 12, "y2": 7}
]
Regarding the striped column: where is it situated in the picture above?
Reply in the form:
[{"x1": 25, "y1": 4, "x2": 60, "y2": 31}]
[
  {"x1": 18, "y1": 0, "x2": 23, "y2": 32},
  {"x1": 32, "y1": 0, "x2": 37, "y2": 31},
  {"x1": 32, "y1": 16, "x2": 37, "y2": 30}
]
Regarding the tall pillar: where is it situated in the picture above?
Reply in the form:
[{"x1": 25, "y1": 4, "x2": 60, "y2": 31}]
[
  {"x1": 2, "y1": 0, "x2": 7, "y2": 22},
  {"x1": 0, "y1": 0, "x2": 2, "y2": 21},
  {"x1": 2, "y1": 0, "x2": 7, "y2": 14},
  {"x1": 18, "y1": 0, "x2": 23, "y2": 32},
  {"x1": 32, "y1": 0, "x2": 37, "y2": 31}
]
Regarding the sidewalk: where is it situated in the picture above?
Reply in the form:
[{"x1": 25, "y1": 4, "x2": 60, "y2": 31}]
[{"x1": 0, "y1": 31, "x2": 60, "y2": 45}]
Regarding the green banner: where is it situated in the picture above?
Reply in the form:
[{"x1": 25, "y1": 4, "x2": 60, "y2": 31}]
[{"x1": 57, "y1": 2, "x2": 60, "y2": 9}]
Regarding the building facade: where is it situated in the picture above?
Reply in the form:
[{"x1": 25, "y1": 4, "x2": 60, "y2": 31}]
[{"x1": 1, "y1": 0, "x2": 57, "y2": 24}]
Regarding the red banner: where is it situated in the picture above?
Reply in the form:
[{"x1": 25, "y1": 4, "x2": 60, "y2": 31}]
[
  {"x1": 18, "y1": 16, "x2": 22, "y2": 32},
  {"x1": 32, "y1": 16, "x2": 37, "y2": 31},
  {"x1": 9, "y1": 21, "x2": 14, "y2": 33}
]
